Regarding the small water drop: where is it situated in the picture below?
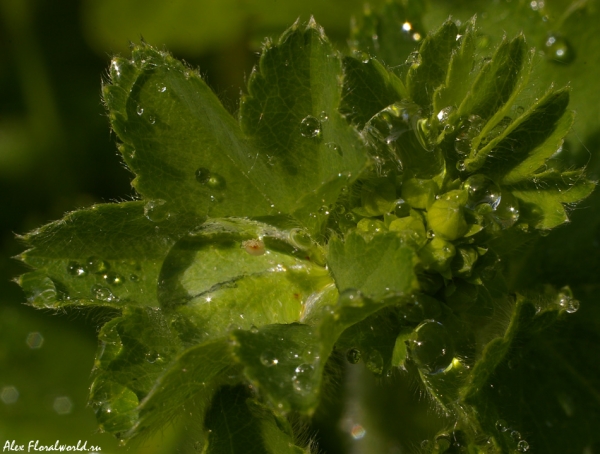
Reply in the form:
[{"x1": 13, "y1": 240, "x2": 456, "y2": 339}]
[
  {"x1": 365, "y1": 350, "x2": 384, "y2": 375},
  {"x1": 517, "y1": 440, "x2": 530, "y2": 452},
  {"x1": 326, "y1": 142, "x2": 342, "y2": 156},
  {"x1": 242, "y1": 238, "x2": 265, "y2": 256},
  {"x1": 292, "y1": 363, "x2": 314, "y2": 394},
  {"x1": 410, "y1": 320, "x2": 454, "y2": 374},
  {"x1": 103, "y1": 271, "x2": 125, "y2": 286},
  {"x1": 67, "y1": 261, "x2": 87, "y2": 277},
  {"x1": 144, "y1": 199, "x2": 170, "y2": 222},
  {"x1": 299, "y1": 115, "x2": 322, "y2": 139},
  {"x1": 394, "y1": 198, "x2": 410, "y2": 217},
  {"x1": 346, "y1": 348, "x2": 361, "y2": 364},
  {"x1": 145, "y1": 350, "x2": 161, "y2": 363},
  {"x1": 427, "y1": 229, "x2": 436, "y2": 239},
  {"x1": 557, "y1": 286, "x2": 579, "y2": 313},
  {"x1": 544, "y1": 34, "x2": 574, "y2": 64},
  {"x1": 456, "y1": 160, "x2": 466, "y2": 172},
  {"x1": 338, "y1": 289, "x2": 365, "y2": 307},
  {"x1": 335, "y1": 204, "x2": 346, "y2": 215},
  {"x1": 129, "y1": 274, "x2": 139, "y2": 282},
  {"x1": 195, "y1": 167, "x2": 226, "y2": 190},
  {"x1": 148, "y1": 115, "x2": 156, "y2": 125},
  {"x1": 511, "y1": 430, "x2": 522, "y2": 441},
  {"x1": 157, "y1": 84, "x2": 167, "y2": 93},
  {"x1": 260, "y1": 351, "x2": 278, "y2": 367},
  {"x1": 87, "y1": 256, "x2": 110, "y2": 274},
  {"x1": 463, "y1": 174, "x2": 502, "y2": 210},
  {"x1": 136, "y1": 104, "x2": 144, "y2": 116},
  {"x1": 319, "y1": 111, "x2": 329, "y2": 122},
  {"x1": 91, "y1": 285, "x2": 118, "y2": 302},
  {"x1": 495, "y1": 419, "x2": 509, "y2": 432}
]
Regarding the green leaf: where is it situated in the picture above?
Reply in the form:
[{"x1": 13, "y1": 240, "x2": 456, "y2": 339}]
[
  {"x1": 19, "y1": 201, "x2": 197, "y2": 308},
  {"x1": 407, "y1": 20, "x2": 458, "y2": 110},
  {"x1": 239, "y1": 19, "x2": 368, "y2": 232},
  {"x1": 327, "y1": 231, "x2": 418, "y2": 300},
  {"x1": 204, "y1": 386, "x2": 306, "y2": 454}
]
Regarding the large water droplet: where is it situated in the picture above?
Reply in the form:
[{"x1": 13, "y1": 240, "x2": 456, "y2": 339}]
[
  {"x1": 492, "y1": 191, "x2": 520, "y2": 228},
  {"x1": 91, "y1": 285, "x2": 118, "y2": 302},
  {"x1": 365, "y1": 350, "x2": 384, "y2": 375},
  {"x1": 195, "y1": 167, "x2": 226, "y2": 190},
  {"x1": 544, "y1": 34, "x2": 574, "y2": 64},
  {"x1": 346, "y1": 348, "x2": 361, "y2": 364},
  {"x1": 67, "y1": 261, "x2": 87, "y2": 277},
  {"x1": 260, "y1": 350, "x2": 279, "y2": 367},
  {"x1": 87, "y1": 256, "x2": 110, "y2": 274},
  {"x1": 300, "y1": 115, "x2": 322, "y2": 139},
  {"x1": 144, "y1": 199, "x2": 170, "y2": 222},
  {"x1": 410, "y1": 320, "x2": 454, "y2": 374},
  {"x1": 292, "y1": 363, "x2": 314, "y2": 394},
  {"x1": 517, "y1": 440, "x2": 530, "y2": 452},
  {"x1": 463, "y1": 174, "x2": 501, "y2": 211}
]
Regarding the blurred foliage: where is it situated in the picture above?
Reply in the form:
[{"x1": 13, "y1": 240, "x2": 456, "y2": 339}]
[{"x1": 1, "y1": 0, "x2": 599, "y2": 452}]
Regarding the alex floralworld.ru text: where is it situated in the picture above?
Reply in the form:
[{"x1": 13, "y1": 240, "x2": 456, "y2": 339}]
[{"x1": 3, "y1": 440, "x2": 101, "y2": 452}]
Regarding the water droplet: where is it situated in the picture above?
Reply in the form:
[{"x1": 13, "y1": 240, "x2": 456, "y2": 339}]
[
  {"x1": 300, "y1": 115, "x2": 322, "y2": 139},
  {"x1": 511, "y1": 430, "x2": 522, "y2": 441},
  {"x1": 292, "y1": 363, "x2": 314, "y2": 394},
  {"x1": 157, "y1": 84, "x2": 167, "y2": 93},
  {"x1": 437, "y1": 106, "x2": 455, "y2": 123},
  {"x1": 557, "y1": 286, "x2": 580, "y2": 313},
  {"x1": 250, "y1": 325, "x2": 259, "y2": 334},
  {"x1": 148, "y1": 115, "x2": 156, "y2": 125},
  {"x1": 91, "y1": 285, "x2": 118, "y2": 302},
  {"x1": 365, "y1": 350, "x2": 384, "y2": 375},
  {"x1": 427, "y1": 229, "x2": 436, "y2": 239},
  {"x1": 544, "y1": 34, "x2": 574, "y2": 64},
  {"x1": 344, "y1": 212, "x2": 357, "y2": 222},
  {"x1": 195, "y1": 167, "x2": 226, "y2": 190},
  {"x1": 26, "y1": 332, "x2": 44, "y2": 349},
  {"x1": 338, "y1": 289, "x2": 365, "y2": 307},
  {"x1": 67, "y1": 261, "x2": 87, "y2": 277},
  {"x1": 260, "y1": 350, "x2": 278, "y2": 367},
  {"x1": 346, "y1": 348, "x2": 361, "y2": 364},
  {"x1": 456, "y1": 160, "x2": 466, "y2": 172},
  {"x1": 136, "y1": 104, "x2": 144, "y2": 116},
  {"x1": 289, "y1": 228, "x2": 312, "y2": 249},
  {"x1": 86, "y1": 256, "x2": 110, "y2": 274},
  {"x1": 463, "y1": 174, "x2": 502, "y2": 211},
  {"x1": 394, "y1": 198, "x2": 410, "y2": 217},
  {"x1": 517, "y1": 440, "x2": 530, "y2": 452},
  {"x1": 242, "y1": 238, "x2": 265, "y2": 256},
  {"x1": 335, "y1": 204, "x2": 346, "y2": 215},
  {"x1": 492, "y1": 191, "x2": 520, "y2": 228},
  {"x1": 495, "y1": 419, "x2": 509, "y2": 432},
  {"x1": 1, "y1": 386, "x2": 19, "y2": 404},
  {"x1": 103, "y1": 271, "x2": 125, "y2": 286},
  {"x1": 145, "y1": 350, "x2": 161, "y2": 363},
  {"x1": 410, "y1": 320, "x2": 454, "y2": 374},
  {"x1": 129, "y1": 274, "x2": 139, "y2": 282},
  {"x1": 53, "y1": 396, "x2": 73, "y2": 415},
  {"x1": 516, "y1": 105, "x2": 525, "y2": 115},
  {"x1": 454, "y1": 115, "x2": 484, "y2": 155},
  {"x1": 144, "y1": 199, "x2": 170, "y2": 222},
  {"x1": 326, "y1": 142, "x2": 342, "y2": 156},
  {"x1": 319, "y1": 111, "x2": 329, "y2": 122}
]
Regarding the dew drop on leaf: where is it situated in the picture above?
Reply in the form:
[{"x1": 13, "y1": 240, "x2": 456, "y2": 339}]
[
  {"x1": 148, "y1": 115, "x2": 156, "y2": 125},
  {"x1": 365, "y1": 349, "x2": 384, "y2": 375},
  {"x1": 299, "y1": 115, "x2": 322, "y2": 139},
  {"x1": 456, "y1": 160, "x2": 466, "y2": 172},
  {"x1": 410, "y1": 320, "x2": 454, "y2": 374},
  {"x1": 91, "y1": 285, "x2": 118, "y2": 302},
  {"x1": 103, "y1": 271, "x2": 125, "y2": 286},
  {"x1": 87, "y1": 256, "x2": 110, "y2": 274},
  {"x1": 557, "y1": 286, "x2": 580, "y2": 313},
  {"x1": 260, "y1": 350, "x2": 278, "y2": 367},
  {"x1": 292, "y1": 363, "x2": 315, "y2": 394},
  {"x1": 144, "y1": 199, "x2": 170, "y2": 222},
  {"x1": 517, "y1": 440, "x2": 530, "y2": 452},
  {"x1": 319, "y1": 111, "x2": 329, "y2": 122},
  {"x1": 67, "y1": 261, "x2": 87, "y2": 277},
  {"x1": 325, "y1": 142, "x2": 343, "y2": 156},
  {"x1": 195, "y1": 167, "x2": 226, "y2": 190},
  {"x1": 511, "y1": 430, "x2": 522, "y2": 441},
  {"x1": 136, "y1": 104, "x2": 144, "y2": 116},
  {"x1": 463, "y1": 174, "x2": 502, "y2": 210},
  {"x1": 157, "y1": 83, "x2": 167, "y2": 93},
  {"x1": 544, "y1": 34, "x2": 575, "y2": 64},
  {"x1": 437, "y1": 106, "x2": 456, "y2": 123},
  {"x1": 129, "y1": 274, "x2": 139, "y2": 282},
  {"x1": 346, "y1": 348, "x2": 361, "y2": 364},
  {"x1": 495, "y1": 419, "x2": 509, "y2": 432},
  {"x1": 145, "y1": 350, "x2": 161, "y2": 363}
]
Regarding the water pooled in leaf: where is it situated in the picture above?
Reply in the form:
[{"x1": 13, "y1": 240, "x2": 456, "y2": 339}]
[
  {"x1": 292, "y1": 363, "x2": 315, "y2": 394},
  {"x1": 346, "y1": 348, "x2": 361, "y2": 364},
  {"x1": 103, "y1": 271, "x2": 125, "y2": 286},
  {"x1": 326, "y1": 142, "x2": 343, "y2": 156},
  {"x1": 260, "y1": 350, "x2": 279, "y2": 367},
  {"x1": 517, "y1": 440, "x2": 530, "y2": 452},
  {"x1": 299, "y1": 115, "x2": 322, "y2": 139},
  {"x1": 410, "y1": 320, "x2": 454, "y2": 374},
  {"x1": 91, "y1": 285, "x2": 118, "y2": 303},
  {"x1": 87, "y1": 256, "x2": 110, "y2": 274},
  {"x1": 195, "y1": 167, "x2": 226, "y2": 190},
  {"x1": 67, "y1": 261, "x2": 87, "y2": 277},
  {"x1": 544, "y1": 34, "x2": 574, "y2": 64},
  {"x1": 365, "y1": 350, "x2": 384, "y2": 375},
  {"x1": 463, "y1": 174, "x2": 502, "y2": 211},
  {"x1": 144, "y1": 199, "x2": 170, "y2": 222}
]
